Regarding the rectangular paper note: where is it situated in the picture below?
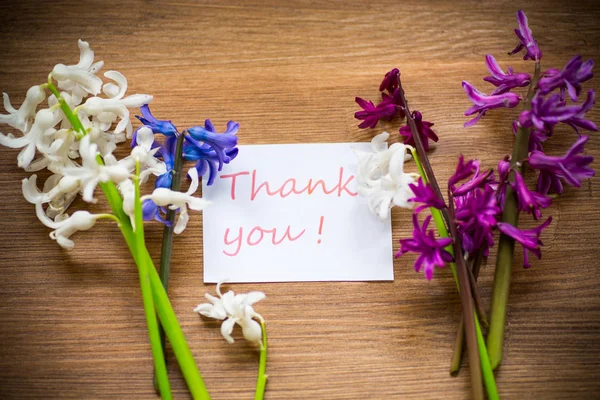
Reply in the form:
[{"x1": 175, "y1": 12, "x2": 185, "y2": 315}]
[{"x1": 202, "y1": 142, "x2": 393, "y2": 283}]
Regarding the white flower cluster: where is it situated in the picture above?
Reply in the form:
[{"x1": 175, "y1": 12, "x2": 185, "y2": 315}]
[
  {"x1": 354, "y1": 132, "x2": 418, "y2": 220},
  {"x1": 194, "y1": 281, "x2": 265, "y2": 347},
  {"x1": 0, "y1": 40, "x2": 209, "y2": 249}
]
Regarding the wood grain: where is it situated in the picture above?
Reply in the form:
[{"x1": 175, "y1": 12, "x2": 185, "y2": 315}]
[{"x1": 1, "y1": 0, "x2": 599, "y2": 398}]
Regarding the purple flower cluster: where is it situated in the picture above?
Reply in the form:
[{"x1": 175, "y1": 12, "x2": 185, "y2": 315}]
[
  {"x1": 449, "y1": 157, "x2": 500, "y2": 256},
  {"x1": 354, "y1": 68, "x2": 439, "y2": 151},
  {"x1": 134, "y1": 105, "x2": 239, "y2": 224},
  {"x1": 355, "y1": 68, "x2": 404, "y2": 129},
  {"x1": 459, "y1": 9, "x2": 596, "y2": 269}
]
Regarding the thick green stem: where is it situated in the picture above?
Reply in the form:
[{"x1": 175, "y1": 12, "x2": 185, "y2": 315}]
[
  {"x1": 133, "y1": 162, "x2": 172, "y2": 399},
  {"x1": 487, "y1": 61, "x2": 541, "y2": 370},
  {"x1": 411, "y1": 149, "x2": 498, "y2": 399},
  {"x1": 154, "y1": 131, "x2": 186, "y2": 393},
  {"x1": 98, "y1": 178, "x2": 210, "y2": 400},
  {"x1": 254, "y1": 321, "x2": 268, "y2": 400}
]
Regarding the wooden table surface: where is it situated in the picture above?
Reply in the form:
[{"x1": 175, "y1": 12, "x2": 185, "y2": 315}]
[{"x1": 1, "y1": 0, "x2": 599, "y2": 398}]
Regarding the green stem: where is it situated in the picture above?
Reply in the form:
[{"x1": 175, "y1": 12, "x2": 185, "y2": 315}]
[
  {"x1": 98, "y1": 179, "x2": 210, "y2": 400},
  {"x1": 46, "y1": 76, "x2": 86, "y2": 138},
  {"x1": 411, "y1": 149, "x2": 498, "y2": 400},
  {"x1": 487, "y1": 61, "x2": 541, "y2": 370},
  {"x1": 154, "y1": 130, "x2": 186, "y2": 393},
  {"x1": 133, "y1": 162, "x2": 172, "y2": 400},
  {"x1": 254, "y1": 321, "x2": 268, "y2": 400}
]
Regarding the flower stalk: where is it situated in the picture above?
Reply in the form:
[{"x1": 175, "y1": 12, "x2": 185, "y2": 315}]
[
  {"x1": 254, "y1": 321, "x2": 268, "y2": 400},
  {"x1": 487, "y1": 61, "x2": 541, "y2": 370},
  {"x1": 406, "y1": 115, "x2": 494, "y2": 400},
  {"x1": 154, "y1": 130, "x2": 186, "y2": 393}
]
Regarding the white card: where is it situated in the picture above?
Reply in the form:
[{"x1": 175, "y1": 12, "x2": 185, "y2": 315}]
[{"x1": 202, "y1": 142, "x2": 393, "y2": 283}]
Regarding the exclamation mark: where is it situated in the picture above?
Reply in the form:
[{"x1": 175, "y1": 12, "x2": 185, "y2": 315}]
[{"x1": 317, "y1": 216, "x2": 324, "y2": 244}]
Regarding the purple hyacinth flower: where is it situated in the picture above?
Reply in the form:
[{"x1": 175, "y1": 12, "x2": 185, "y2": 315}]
[
  {"x1": 511, "y1": 170, "x2": 552, "y2": 220},
  {"x1": 408, "y1": 178, "x2": 446, "y2": 212},
  {"x1": 496, "y1": 156, "x2": 511, "y2": 207},
  {"x1": 448, "y1": 155, "x2": 493, "y2": 196},
  {"x1": 142, "y1": 198, "x2": 172, "y2": 224},
  {"x1": 396, "y1": 214, "x2": 453, "y2": 280},
  {"x1": 449, "y1": 155, "x2": 479, "y2": 188},
  {"x1": 508, "y1": 10, "x2": 542, "y2": 61},
  {"x1": 563, "y1": 90, "x2": 598, "y2": 134},
  {"x1": 528, "y1": 135, "x2": 595, "y2": 194},
  {"x1": 483, "y1": 54, "x2": 531, "y2": 95},
  {"x1": 185, "y1": 120, "x2": 239, "y2": 186},
  {"x1": 399, "y1": 111, "x2": 439, "y2": 151},
  {"x1": 454, "y1": 186, "x2": 501, "y2": 256},
  {"x1": 354, "y1": 97, "x2": 397, "y2": 129},
  {"x1": 538, "y1": 55, "x2": 594, "y2": 101},
  {"x1": 497, "y1": 217, "x2": 552, "y2": 268},
  {"x1": 135, "y1": 104, "x2": 178, "y2": 136},
  {"x1": 518, "y1": 90, "x2": 596, "y2": 134},
  {"x1": 463, "y1": 81, "x2": 521, "y2": 127},
  {"x1": 379, "y1": 68, "x2": 400, "y2": 93}
]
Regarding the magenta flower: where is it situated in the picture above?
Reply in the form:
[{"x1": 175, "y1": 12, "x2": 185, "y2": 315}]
[
  {"x1": 496, "y1": 156, "x2": 511, "y2": 207},
  {"x1": 379, "y1": 68, "x2": 400, "y2": 93},
  {"x1": 483, "y1": 54, "x2": 531, "y2": 95},
  {"x1": 408, "y1": 178, "x2": 446, "y2": 212},
  {"x1": 508, "y1": 10, "x2": 542, "y2": 61},
  {"x1": 528, "y1": 135, "x2": 595, "y2": 194},
  {"x1": 396, "y1": 214, "x2": 453, "y2": 280},
  {"x1": 462, "y1": 81, "x2": 521, "y2": 127},
  {"x1": 449, "y1": 155, "x2": 479, "y2": 188},
  {"x1": 399, "y1": 111, "x2": 439, "y2": 151},
  {"x1": 511, "y1": 170, "x2": 552, "y2": 220},
  {"x1": 454, "y1": 186, "x2": 501, "y2": 256},
  {"x1": 448, "y1": 155, "x2": 493, "y2": 196},
  {"x1": 518, "y1": 90, "x2": 597, "y2": 134},
  {"x1": 354, "y1": 96, "x2": 397, "y2": 129},
  {"x1": 538, "y1": 55, "x2": 594, "y2": 101},
  {"x1": 497, "y1": 217, "x2": 552, "y2": 268}
]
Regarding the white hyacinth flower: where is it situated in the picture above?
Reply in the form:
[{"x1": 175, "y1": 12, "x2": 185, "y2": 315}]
[
  {"x1": 0, "y1": 85, "x2": 46, "y2": 132},
  {"x1": 194, "y1": 281, "x2": 265, "y2": 346},
  {"x1": 141, "y1": 168, "x2": 210, "y2": 234},
  {"x1": 354, "y1": 132, "x2": 418, "y2": 221},
  {"x1": 60, "y1": 135, "x2": 130, "y2": 203},
  {"x1": 79, "y1": 71, "x2": 153, "y2": 137},
  {"x1": 25, "y1": 186, "x2": 108, "y2": 250},
  {"x1": 0, "y1": 107, "x2": 60, "y2": 169},
  {"x1": 122, "y1": 126, "x2": 166, "y2": 182},
  {"x1": 51, "y1": 40, "x2": 104, "y2": 97}
]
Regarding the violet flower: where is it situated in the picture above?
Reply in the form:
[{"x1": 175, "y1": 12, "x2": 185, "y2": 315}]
[
  {"x1": 496, "y1": 156, "x2": 511, "y2": 207},
  {"x1": 184, "y1": 120, "x2": 239, "y2": 186},
  {"x1": 508, "y1": 10, "x2": 542, "y2": 61},
  {"x1": 408, "y1": 178, "x2": 446, "y2": 212},
  {"x1": 136, "y1": 104, "x2": 178, "y2": 136},
  {"x1": 528, "y1": 135, "x2": 595, "y2": 194},
  {"x1": 497, "y1": 217, "x2": 552, "y2": 268},
  {"x1": 511, "y1": 170, "x2": 552, "y2": 220},
  {"x1": 399, "y1": 111, "x2": 439, "y2": 151},
  {"x1": 518, "y1": 90, "x2": 597, "y2": 134},
  {"x1": 449, "y1": 155, "x2": 479, "y2": 188},
  {"x1": 538, "y1": 55, "x2": 594, "y2": 101},
  {"x1": 483, "y1": 54, "x2": 531, "y2": 95},
  {"x1": 379, "y1": 68, "x2": 400, "y2": 93},
  {"x1": 454, "y1": 186, "x2": 501, "y2": 256},
  {"x1": 396, "y1": 214, "x2": 453, "y2": 280},
  {"x1": 462, "y1": 81, "x2": 521, "y2": 127},
  {"x1": 448, "y1": 156, "x2": 493, "y2": 196}
]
